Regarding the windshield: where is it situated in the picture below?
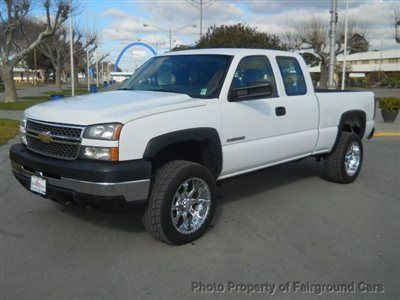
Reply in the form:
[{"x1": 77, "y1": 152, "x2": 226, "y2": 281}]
[{"x1": 120, "y1": 54, "x2": 232, "y2": 99}]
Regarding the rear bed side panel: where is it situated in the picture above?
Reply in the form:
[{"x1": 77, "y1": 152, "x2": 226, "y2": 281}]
[{"x1": 313, "y1": 91, "x2": 375, "y2": 153}]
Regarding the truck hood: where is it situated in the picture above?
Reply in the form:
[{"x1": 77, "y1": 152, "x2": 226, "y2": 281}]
[{"x1": 25, "y1": 90, "x2": 206, "y2": 125}]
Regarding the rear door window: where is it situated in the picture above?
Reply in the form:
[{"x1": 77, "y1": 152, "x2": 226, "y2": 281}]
[{"x1": 276, "y1": 56, "x2": 307, "y2": 96}]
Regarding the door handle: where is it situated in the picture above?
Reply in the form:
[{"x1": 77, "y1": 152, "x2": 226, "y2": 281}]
[{"x1": 275, "y1": 106, "x2": 286, "y2": 116}]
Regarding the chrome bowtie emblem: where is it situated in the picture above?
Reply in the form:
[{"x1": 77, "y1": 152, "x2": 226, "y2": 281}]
[{"x1": 38, "y1": 131, "x2": 52, "y2": 143}]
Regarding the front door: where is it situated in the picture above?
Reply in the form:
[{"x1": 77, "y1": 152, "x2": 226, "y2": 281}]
[{"x1": 220, "y1": 55, "x2": 318, "y2": 177}]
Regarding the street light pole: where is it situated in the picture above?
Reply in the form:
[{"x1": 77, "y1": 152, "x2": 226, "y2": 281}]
[
  {"x1": 33, "y1": 48, "x2": 37, "y2": 86},
  {"x1": 341, "y1": 0, "x2": 349, "y2": 91},
  {"x1": 96, "y1": 53, "x2": 109, "y2": 87},
  {"x1": 85, "y1": 4, "x2": 90, "y2": 91},
  {"x1": 328, "y1": 0, "x2": 338, "y2": 89},
  {"x1": 186, "y1": 0, "x2": 215, "y2": 39},
  {"x1": 101, "y1": 60, "x2": 104, "y2": 85},
  {"x1": 143, "y1": 23, "x2": 196, "y2": 51},
  {"x1": 200, "y1": 0, "x2": 203, "y2": 39},
  {"x1": 96, "y1": 59, "x2": 99, "y2": 87},
  {"x1": 378, "y1": 38, "x2": 383, "y2": 81},
  {"x1": 69, "y1": 0, "x2": 75, "y2": 96},
  {"x1": 169, "y1": 28, "x2": 172, "y2": 51},
  {"x1": 86, "y1": 45, "x2": 90, "y2": 91}
]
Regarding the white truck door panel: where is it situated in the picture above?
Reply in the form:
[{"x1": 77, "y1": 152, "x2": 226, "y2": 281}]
[{"x1": 220, "y1": 55, "x2": 319, "y2": 176}]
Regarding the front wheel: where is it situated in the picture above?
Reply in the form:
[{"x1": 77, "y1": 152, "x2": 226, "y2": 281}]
[
  {"x1": 142, "y1": 160, "x2": 216, "y2": 245},
  {"x1": 324, "y1": 132, "x2": 363, "y2": 184}
]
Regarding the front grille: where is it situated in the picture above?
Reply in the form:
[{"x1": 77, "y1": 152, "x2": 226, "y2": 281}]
[
  {"x1": 25, "y1": 119, "x2": 84, "y2": 160},
  {"x1": 26, "y1": 119, "x2": 82, "y2": 139},
  {"x1": 26, "y1": 135, "x2": 80, "y2": 160}
]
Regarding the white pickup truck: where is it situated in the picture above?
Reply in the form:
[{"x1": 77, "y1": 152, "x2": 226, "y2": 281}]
[{"x1": 10, "y1": 49, "x2": 375, "y2": 244}]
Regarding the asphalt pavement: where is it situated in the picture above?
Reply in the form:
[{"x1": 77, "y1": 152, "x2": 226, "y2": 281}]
[{"x1": 0, "y1": 137, "x2": 399, "y2": 300}]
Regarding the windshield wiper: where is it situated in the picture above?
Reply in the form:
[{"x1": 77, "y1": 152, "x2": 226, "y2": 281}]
[
  {"x1": 118, "y1": 88, "x2": 191, "y2": 97},
  {"x1": 153, "y1": 89, "x2": 189, "y2": 95}
]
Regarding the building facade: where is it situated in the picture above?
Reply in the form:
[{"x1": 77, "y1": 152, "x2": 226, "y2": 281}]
[{"x1": 308, "y1": 49, "x2": 400, "y2": 87}]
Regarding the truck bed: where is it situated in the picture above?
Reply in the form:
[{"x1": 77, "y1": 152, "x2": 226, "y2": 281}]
[{"x1": 313, "y1": 90, "x2": 375, "y2": 154}]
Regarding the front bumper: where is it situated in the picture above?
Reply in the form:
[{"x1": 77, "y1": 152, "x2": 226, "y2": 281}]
[{"x1": 10, "y1": 144, "x2": 152, "y2": 210}]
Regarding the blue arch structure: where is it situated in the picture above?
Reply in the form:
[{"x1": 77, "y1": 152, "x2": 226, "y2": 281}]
[{"x1": 114, "y1": 42, "x2": 157, "y2": 72}]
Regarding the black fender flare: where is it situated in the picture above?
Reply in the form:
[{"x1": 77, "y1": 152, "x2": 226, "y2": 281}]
[
  {"x1": 331, "y1": 110, "x2": 366, "y2": 152},
  {"x1": 143, "y1": 127, "x2": 223, "y2": 176}
]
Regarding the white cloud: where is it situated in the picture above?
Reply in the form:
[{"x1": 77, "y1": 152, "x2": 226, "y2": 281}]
[
  {"x1": 100, "y1": 1, "x2": 397, "y2": 71},
  {"x1": 246, "y1": 0, "x2": 384, "y2": 13},
  {"x1": 139, "y1": 0, "x2": 243, "y2": 25},
  {"x1": 101, "y1": 8, "x2": 131, "y2": 19},
  {"x1": 244, "y1": 1, "x2": 397, "y2": 48}
]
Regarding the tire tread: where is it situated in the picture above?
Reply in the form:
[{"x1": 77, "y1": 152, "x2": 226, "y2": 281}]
[
  {"x1": 143, "y1": 160, "x2": 198, "y2": 244},
  {"x1": 324, "y1": 132, "x2": 362, "y2": 184}
]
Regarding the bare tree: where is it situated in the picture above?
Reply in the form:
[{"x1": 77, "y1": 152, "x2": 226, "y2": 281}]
[
  {"x1": 392, "y1": 1, "x2": 400, "y2": 43},
  {"x1": 0, "y1": 0, "x2": 71, "y2": 102},
  {"x1": 72, "y1": 29, "x2": 97, "y2": 88},
  {"x1": 285, "y1": 17, "x2": 368, "y2": 88},
  {"x1": 39, "y1": 26, "x2": 97, "y2": 91},
  {"x1": 39, "y1": 27, "x2": 69, "y2": 90}
]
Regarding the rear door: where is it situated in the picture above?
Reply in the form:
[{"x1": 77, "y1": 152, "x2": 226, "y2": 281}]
[
  {"x1": 274, "y1": 55, "x2": 319, "y2": 153},
  {"x1": 219, "y1": 54, "x2": 319, "y2": 177}
]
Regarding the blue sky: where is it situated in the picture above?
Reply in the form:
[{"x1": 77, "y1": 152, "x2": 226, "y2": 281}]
[{"x1": 65, "y1": 0, "x2": 399, "y2": 71}]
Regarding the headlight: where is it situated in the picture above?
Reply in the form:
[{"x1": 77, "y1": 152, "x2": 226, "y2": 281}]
[
  {"x1": 83, "y1": 123, "x2": 123, "y2": 140},
  {"x1": 80, "y1": 146, "x2": 119, "y2": 161}
]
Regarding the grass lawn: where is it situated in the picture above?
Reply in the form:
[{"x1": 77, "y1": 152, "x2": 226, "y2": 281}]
[
  {"x1": 0, "y1": 119, "x2": 20, "y2": 145},
  {"x1": 15, "y1": 82, "x2": 45, "y2": 88},
  {"x1": 1, "y1": 85, "x2": 101, "y2": 111},
  {"x1": 0, "y1": 100, "x2": 47, "y2": 110},
  {"x1": 21, "y1": 96, "x2": 49, "y2": 101}
]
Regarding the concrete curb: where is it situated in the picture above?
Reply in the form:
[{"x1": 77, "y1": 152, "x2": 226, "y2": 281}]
[{"x1": 374, "y1": 132, "x2": 400, "y2": 137}]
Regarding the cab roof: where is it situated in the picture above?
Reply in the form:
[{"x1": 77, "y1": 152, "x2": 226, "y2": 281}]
[{"x1": 158, "y1": 48, "x2": 296, "y2": 57}]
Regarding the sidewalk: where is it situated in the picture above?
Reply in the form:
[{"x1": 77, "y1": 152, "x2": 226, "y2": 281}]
[
  {"x1": 374, "y1": 102, "x2": 400, "y2": 135},
  {"x1": 1, "y1": 83, "x2": 120, "y2": 121},
  {"x1": 0, "y1": 84, "x2": 57, "y2": 102},
  {"x1": 0, "y1": 82, "x2": 121, "y2": 102},
  {"x1": 0, "y1": 110, "x2": 23, "y2": 121}
]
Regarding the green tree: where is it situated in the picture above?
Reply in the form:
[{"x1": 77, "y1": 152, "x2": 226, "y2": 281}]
[
  {"x1": 173, "y1": 23, "x2": 286, "y2": 51},
  {"x1": 24, "y1": 48, "x2": 54, "y2": 83},
  {"x1": 347, "y1": 33, "x2": 369, "y2": 54},
  {"x1": 300, "y1": 52, "x2": 320, "y2": 67},
  {"x1": 171, "y1": 44, "x2": 194, "y2": 51}
]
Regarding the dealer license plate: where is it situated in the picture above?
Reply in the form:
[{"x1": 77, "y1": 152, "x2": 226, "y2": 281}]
[{"x1": 30, "y1": 175, "x2": 46, "y2": 195}]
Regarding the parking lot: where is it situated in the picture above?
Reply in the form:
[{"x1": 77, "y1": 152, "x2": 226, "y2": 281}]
[{"x1": 1, "y1": 137, "x2": 399, "y2": 299}]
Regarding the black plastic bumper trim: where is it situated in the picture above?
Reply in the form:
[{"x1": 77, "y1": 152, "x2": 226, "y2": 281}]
[
  {"x1": 367, "y1": 127, "x2": 375, "y2": 139},
  {"x1": 10, "y1": 143, "x2": 151, "y2": 183},
  {"x1": 13, "y1": 172, "x2": 144, "y2": 212}
]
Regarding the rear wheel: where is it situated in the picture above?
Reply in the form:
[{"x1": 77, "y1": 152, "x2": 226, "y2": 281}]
[
  {"x1": 324, "y1": 132, "x2": 363, "y2": 184},
  {"x1": 142, "y1": 160, "x2": 216, "y2": 245}
]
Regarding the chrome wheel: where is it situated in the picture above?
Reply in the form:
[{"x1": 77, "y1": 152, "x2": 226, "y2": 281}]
[
  {"x1": 344, "y1": 141, "x2": 361, "y2": 176},
  {"x1": 171, "y1": 177, "x2": 211, "y2": 235}
]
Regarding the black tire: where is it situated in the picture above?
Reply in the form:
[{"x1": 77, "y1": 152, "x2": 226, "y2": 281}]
[
  {"x1": 142, "y1": 160, "x2": 217, "y2": 245},
  {"x1": 324, "y1": 132, "x2": 363, "y2": 184}
]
